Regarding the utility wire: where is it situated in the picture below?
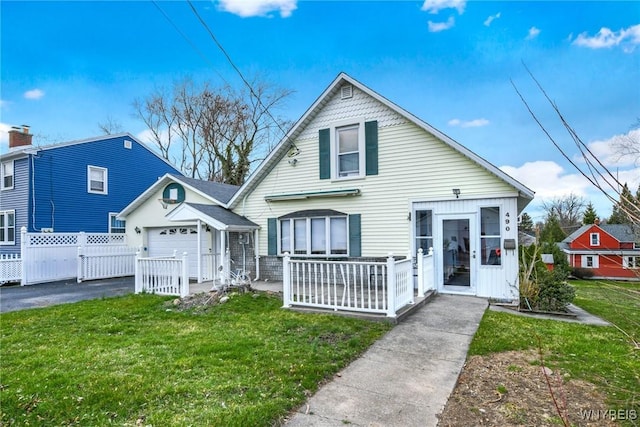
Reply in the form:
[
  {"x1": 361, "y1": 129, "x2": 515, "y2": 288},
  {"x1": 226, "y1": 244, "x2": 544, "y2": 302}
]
[{"x1": 185, "y1": 0, "x2": 296, "y2": 148}]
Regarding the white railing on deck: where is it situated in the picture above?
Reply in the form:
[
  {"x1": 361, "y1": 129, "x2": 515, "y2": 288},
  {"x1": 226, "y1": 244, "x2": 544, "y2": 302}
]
[
  {"x1": 0, "y1": 254, "x2": 22, "y2": 283},
  {"x1": 135, "y1": 251, "x2": 189, "y2": 297},
  {"x1": 417, "y1": 247, "x2": 435, "y2": 296},
  {"x1": 283, "y1": 249, "x2": 435, "y2": 317},
  {"x1": 77, "y1": 246, "x2": 138, "y2": 282}
]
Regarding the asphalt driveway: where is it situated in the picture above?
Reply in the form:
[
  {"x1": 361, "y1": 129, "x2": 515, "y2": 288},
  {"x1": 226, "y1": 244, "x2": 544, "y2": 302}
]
[{"x1": 0, "y1": 277, "x2": 135, "y2": 313}]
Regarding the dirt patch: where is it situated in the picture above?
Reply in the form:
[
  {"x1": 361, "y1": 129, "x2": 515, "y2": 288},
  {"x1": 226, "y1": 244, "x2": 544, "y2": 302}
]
[
  {"x1": 164, "y1": 285, "x2": 260, "y2": 312},
  {"x1": 438, "y1": 350, "x2": 615, "y2": 427}
]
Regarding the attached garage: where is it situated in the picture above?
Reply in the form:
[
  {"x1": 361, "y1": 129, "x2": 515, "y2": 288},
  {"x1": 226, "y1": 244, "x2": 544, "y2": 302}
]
[{"x1": 147, "y1": 226, "x2": 214, "y2": 279}]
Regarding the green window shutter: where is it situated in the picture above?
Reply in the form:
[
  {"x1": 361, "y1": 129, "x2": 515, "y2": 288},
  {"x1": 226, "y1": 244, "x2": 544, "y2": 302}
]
[
  {"x1": 365, "y1": 120, "x2": 378, "y2": 176},
  {"x1": 349, "y1": 214, "x2": 361, "y2": 257},
  {"x1": 267, "y1": 218, "x2": 277, "y2": 256},
  {"x1": 319, "y1": 128, "x2": 330, "y2": 180}
]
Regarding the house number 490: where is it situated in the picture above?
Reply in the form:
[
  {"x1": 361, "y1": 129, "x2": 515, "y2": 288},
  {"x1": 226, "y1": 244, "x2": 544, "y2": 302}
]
[{"x1": 505, "y1": 212, "x2": 511, "y2": 232}]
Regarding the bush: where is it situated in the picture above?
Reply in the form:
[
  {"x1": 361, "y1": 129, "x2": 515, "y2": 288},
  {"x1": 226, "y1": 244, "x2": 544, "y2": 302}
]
[
  {"x1": 519, "y1": 245, "x2": 575, "y2": 312},
  {"x1": 536, "y1": 269, "x2": 575, "y2": 312},
  {"x1": 571, "y1": 267, "x2": 595, "y2": 279}
]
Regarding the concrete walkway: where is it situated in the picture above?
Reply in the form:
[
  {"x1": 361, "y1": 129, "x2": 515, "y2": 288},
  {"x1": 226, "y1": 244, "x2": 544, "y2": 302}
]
[{"x1": 284, "y1": 294, "x2": 488, "y2": 427}]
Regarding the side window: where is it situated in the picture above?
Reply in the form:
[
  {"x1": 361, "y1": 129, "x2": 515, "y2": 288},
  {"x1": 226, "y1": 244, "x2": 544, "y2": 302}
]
[
  {"x1": 415, "y1": 210, "x2": 433, "y2": 256},
  {"x1": 590, "y1": 233, "x2": 600, "y2": 246},
  {"x1": 0, "y1": 210, "x2": 16, "y2": 245},
  {"x1": 88, "y1": 165, "x2": 108, "y2": 194},
  {"x1": 336, "y1": 124, "x2": 360, "y2": 178},
  {"x1": 1, "y1": 160, "x2": 14, "y2": 190},
  {"x1": 481, "y1": 207, "x2": 501, "y2": 265},
  {"x1": 109, "y1": 213, "x2": 126, "y2": 233},
  {"x1": 319, "y1": 120, "x2": 377, "y2": 180}
]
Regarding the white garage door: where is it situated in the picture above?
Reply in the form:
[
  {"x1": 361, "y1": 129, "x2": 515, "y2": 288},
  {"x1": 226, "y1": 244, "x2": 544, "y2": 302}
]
[{"x1": 148, "y1": 226, "x2": 210, "y2": 278}]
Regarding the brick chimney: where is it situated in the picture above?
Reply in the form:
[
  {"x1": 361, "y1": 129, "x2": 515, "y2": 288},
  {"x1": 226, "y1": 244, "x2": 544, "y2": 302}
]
[{"x1": 9, "y1": 125, "x2": 33, "y2": 148}]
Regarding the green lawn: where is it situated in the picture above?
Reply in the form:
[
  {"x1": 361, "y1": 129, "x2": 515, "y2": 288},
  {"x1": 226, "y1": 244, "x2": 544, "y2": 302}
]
[
  {"x1": 0, "y1": 292, "x2": 392, "y2": 426},
  {"x1": 469, "y1": 279, "x2": 639, "y2": 416}
]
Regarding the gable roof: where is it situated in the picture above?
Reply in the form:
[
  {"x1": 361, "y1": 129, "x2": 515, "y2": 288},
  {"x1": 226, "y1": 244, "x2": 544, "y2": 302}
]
[
  {"x1": 0, "y1": 133, "x2": 177, "y2": 171},
  {"x1": 165, "y1": 203, "x2": 258, "y2": 231},
  {"x1": 228, "y1": 72, "x2": 535, "y2": 210},
  {"x1": 118, "y1": 173, "x2": 240, "y2": 217}
]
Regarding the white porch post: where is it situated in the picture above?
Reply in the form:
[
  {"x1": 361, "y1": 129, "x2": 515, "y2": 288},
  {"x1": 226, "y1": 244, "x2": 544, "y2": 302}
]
[
  {"x1": 282, "y1": 252, "x2": 291, "y2": 307},
  {"x1": 197, "y1": 219, "x2": 202, "y2": 284},
  {"x1": 134, "y1": 250, "x2": 142, "y2": 294},
  {"x1": 386, "y1": 253, "x2": 396, "y2": 318},
  {"x1": 417, "y1": 248, "x2": 424, "y2": 297},
  {"x1": 254, "y1": 229, "x2": 260, "y2": 280},
  {"x1": 180, "y1": 252, "x2": 189, "y2": 298}
]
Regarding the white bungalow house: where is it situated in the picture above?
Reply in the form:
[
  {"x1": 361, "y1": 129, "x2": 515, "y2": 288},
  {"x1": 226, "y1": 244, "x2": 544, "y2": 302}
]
[{"x1": 119, "y1": 73, "x2": 534, "y2": 302}]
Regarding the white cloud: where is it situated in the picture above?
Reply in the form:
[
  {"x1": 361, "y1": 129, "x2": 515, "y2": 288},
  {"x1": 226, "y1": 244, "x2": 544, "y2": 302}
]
[
  {"x1": 579, "y1": 128, "x2": 640, "y2": 168},
  {"x1": 422, "y1": 0, "x2": 466, "y2": 15},
  {"x1": 526, "y1": 26, "x2": 540, "y2": 40},
  {"x1": 217, "y1": 0, "x2": 297, "y2": 18},
  {"x1": 24, "y1": 89, "x2": 45, "y2": 100},
  {"x1": 428, "y1": 17, "x2": 455, "y2": 33},
  {"x1": 573, "y1": 24, "x2": 640, "y2": 52},
  {"x1": 448, "y1": 118, "x2": 489, "y2": 128},
  {"x1": 483, "y1": 12, "x2": 501, "y2": 27},
  {"x1": 0, "y1": 122, "x2": 11, "y2": 148}
]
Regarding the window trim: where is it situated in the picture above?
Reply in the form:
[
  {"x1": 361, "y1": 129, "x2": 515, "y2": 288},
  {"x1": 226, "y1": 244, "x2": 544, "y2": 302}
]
[
  {"x1": 330, "y1": 118, "x2": 366, "y2": 181},
  {"x1": 480, "y1": 206, "x2": 502, "y2": 266},
  {"x1": 88, "y1": 165, "x2": 108, "y2": 195},
  {"x1": 589, "y1": 232, "x2": 600, "y2": 246},
  {"x1": 0, "y1": 210, "x2": 16, "y2": 245},
  {"x1": 1, "y1": 160, "x2": 14, "y2": 190},
  {"x1": 278, "y1": 215, "x2": 349, "y2": 257},
  {"x1": 623, "y1": 256, "x2": 640, "y2": 269},
  {"x1": 582, "y1": 254, "x2": 599, "y2": 268}
]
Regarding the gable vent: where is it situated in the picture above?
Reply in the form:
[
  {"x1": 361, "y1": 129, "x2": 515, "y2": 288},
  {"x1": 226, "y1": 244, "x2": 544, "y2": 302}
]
[
  {"x1": 124, "y1": 140, "x2": 132, "y2": 149},
  {"x1": 341, "y1": 85, "x2": 353, "y2": 100}
]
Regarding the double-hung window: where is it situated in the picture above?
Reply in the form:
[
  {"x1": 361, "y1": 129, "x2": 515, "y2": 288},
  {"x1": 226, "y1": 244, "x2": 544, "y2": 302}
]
[
  {"x1": 590, "y1": 233, "x2": 600, "y2": 246},
  {"x1": 0, "y1": 210, "x2": 15, "y2": 245},
  {"x1": 336, "y1": 124, "x2": 360, "y2": 178},
  {"x1": 415, "y1": 210, "x2": 433, "y2": 256},
  {"x1": 1, "y1": 160, "x2": 14, "y2": 190},
  {"x1": 481, "y1": 207, "x2": 501, "y2": 265},
  {"x1": 88, "y1": 165, "x2": 108, "y2": 194},
  {"x1": 624, "y1": 256, "x2": 640, "y2": 269},
  {"x1": 280, "y1": 215, "x2": 348, "y2": 256}
]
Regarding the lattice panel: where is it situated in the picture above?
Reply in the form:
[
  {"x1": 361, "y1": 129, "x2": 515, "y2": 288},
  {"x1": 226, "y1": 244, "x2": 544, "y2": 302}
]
[
  {"x1": 86, "y1": 234, "x2": 126, "y2": 245},
  {"x1": 26, "y1": 234, "x2": 78, "y2": 246}
]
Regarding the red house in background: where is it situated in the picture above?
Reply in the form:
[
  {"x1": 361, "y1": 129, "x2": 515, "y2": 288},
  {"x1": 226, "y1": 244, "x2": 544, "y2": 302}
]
[{"x1": 559, "y1": 223, "x2": 640, "y2": 280}]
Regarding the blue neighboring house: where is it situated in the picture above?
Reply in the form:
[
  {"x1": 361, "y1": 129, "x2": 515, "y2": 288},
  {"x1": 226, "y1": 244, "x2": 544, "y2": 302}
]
[{"x1": 0, "y1": 127, "x2": 182, "y2": 254}]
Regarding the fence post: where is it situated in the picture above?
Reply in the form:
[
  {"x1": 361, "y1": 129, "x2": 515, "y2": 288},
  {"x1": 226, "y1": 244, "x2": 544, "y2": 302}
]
[
  {"x1": 282, "y1": 252, "x2": 291, "y2": 308},
  {"x1": 428, "y1": 247, "x2": 434, "y2": 291},
  {"x1": 386, "y1": 253, "x2": 396, "y2": 317},
  {"x1": 417, "y1": 248, "x2": 424, "y2": 297},
  {"x1": 135, "y1": 251, "x2": 141, "y2": 294},
  {"x1": 180, "y1": 252, "x2": 189, "y2": 298},
  {"x1": 77, "y1": 246, "x2": 84, "y2": 283},
  {"x1": 20, "y1": 227, "x2": 27, "y2": 285}
]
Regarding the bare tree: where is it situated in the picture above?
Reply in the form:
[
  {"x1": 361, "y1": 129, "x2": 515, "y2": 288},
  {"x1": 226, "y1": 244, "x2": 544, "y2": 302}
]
[
  {"x1": 541, "y1": 193, "x2": 586, "y2": 232},
  {"x1": 97, "y1": 115, "x2": 124, "y2": 135},
  {"x1": 133, "y1": 76, "x2": 292, "y2": 183},
  {"x1": 611, "y1": 119, "x2": 640, "y2": 167}
]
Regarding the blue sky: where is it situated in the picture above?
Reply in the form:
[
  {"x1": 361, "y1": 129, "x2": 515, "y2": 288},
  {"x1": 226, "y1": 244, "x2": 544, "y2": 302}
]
[{"x1": 1, "y1": 0, "x2": 639, "y2": 221}]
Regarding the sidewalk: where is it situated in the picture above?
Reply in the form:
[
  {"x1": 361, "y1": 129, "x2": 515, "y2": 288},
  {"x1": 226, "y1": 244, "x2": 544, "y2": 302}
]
[{"x1": 284, "y1": 294, "x2": 488, "y2": 427}]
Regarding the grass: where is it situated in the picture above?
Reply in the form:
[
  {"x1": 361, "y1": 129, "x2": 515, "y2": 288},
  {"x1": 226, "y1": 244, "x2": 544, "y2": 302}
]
[
  {"x1": 469, "y1": 279, "x2": 639, "y2": 415},
  {"x1": 0, "y1": 292, "x2": 392, "y2": 426}
]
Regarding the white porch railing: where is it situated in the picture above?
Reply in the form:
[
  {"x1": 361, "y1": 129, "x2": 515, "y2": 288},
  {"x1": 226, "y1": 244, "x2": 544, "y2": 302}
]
[
  {"x1": 77, "y1": 246, "x2": 138, "y2": 282},
  {"x1": 0, "y1": 254, "x2": 22, "y2": 283},
  {"x1": 282, "y1": 248, "x2": 435, "y2": 318},
  {"x1": 135, "y1": 251, "x2": 189, "y2": 297}
]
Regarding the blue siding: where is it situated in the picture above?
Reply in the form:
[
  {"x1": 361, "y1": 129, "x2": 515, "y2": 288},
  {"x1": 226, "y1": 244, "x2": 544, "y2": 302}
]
[
  {"x1": 30, "y1": 136, "x2": 180, "y2": 233},
  {"x1": 0, "y1": 157, "x2": 29, "y2": 255}
]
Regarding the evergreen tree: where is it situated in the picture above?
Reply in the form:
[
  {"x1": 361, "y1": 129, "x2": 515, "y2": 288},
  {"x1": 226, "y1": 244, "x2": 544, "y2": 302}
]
[
  {"x1": 539, "y1": 214, "x2": 566, "y2": 243},
  {"x1": 609, "y1": 183, "x2": 636, "y2": 224},
  {"x1": 582, "y1": 202, "x2": 598, "y2": 225},
  {"x1": 518, "y1": 212, "x2": 534, "y2": 233}
]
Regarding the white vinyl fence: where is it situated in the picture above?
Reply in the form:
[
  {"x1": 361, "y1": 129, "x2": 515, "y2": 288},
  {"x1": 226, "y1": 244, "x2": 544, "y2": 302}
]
[
  {"x1": 0, "y1": 227, "x2": 137, "y2": 285},
  {"x1": 0, "y1": 254, "x2": 22, "y2": 283},
  {"x1": 135, "y1": 251, "x2": 189, "y2": 297},
  {"x1": 282, "y1": 248, "x2": 435, "y2": 318}
]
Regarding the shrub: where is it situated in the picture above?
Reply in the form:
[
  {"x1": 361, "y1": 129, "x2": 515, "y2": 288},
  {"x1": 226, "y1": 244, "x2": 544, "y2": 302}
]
[
  {"x1": 571, "y1": 267, "x2": 594, "y2": 279},
  {"x1": 536, "y1": 269, "x2": 575, "y2": 312}
]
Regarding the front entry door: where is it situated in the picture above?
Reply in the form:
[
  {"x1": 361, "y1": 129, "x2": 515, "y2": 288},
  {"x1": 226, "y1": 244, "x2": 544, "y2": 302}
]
[{"x1": 441, "y1": 215, "x2": 475, "y2": 292}]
